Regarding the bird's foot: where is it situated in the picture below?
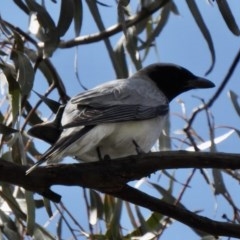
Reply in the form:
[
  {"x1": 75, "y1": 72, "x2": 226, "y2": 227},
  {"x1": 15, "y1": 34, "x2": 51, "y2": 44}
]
[
  {"x1": 103, "y1": 154, "x2": 111, "y2": 161},
  {"x1": 96, "y1": 147, "x2": 111, "y2": 161},
  {"x1": 132, "y1": 140, "x2": 145, "y2": 155},
  {"x1": 97, "y1": 146, "x2": 103, "y2": 161}
]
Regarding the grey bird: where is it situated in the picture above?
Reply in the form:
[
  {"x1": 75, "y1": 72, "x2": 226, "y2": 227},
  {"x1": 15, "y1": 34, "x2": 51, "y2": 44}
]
[{"x1": 26, "y1": 63, "x2": 215, "y2": 174}]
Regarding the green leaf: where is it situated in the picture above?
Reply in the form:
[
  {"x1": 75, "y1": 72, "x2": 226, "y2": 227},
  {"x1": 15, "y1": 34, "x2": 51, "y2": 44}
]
[
  {"x1": 25, "y1": 190, "x2": 35, "y2": 235},
  {"x1": 26, "y1": 0, "x2": 59, "y2": 57},
  {"x1": 135, "y1": 206, "x2": 149, "y2": 233},
  {"x1": 73, "y1": 0, "x2": 83, "y2": 36},
  {"x1": 12, "y1": 51, "x2": 34, "y2": 96},
  {"x1": 125, "y1": 211, "x2": 164, "y2": 239},
  {"x1": 216, "y1": 0, "x2": 240, "y2": 36},
  {"x1": 24, "y1": 100, "x2": 43, "y2": 125},
  {"x1": 114, "y1": 42, "x2": 129, "y2": 78},
  {"x1": 25, "y1": 49, "x2": 67, "y2": 97},
  {"x1": 89, "y1": 189, "x2": 104, "y2": 225},
  {"x1": 57, "y1": 0, "x2": 74, "y2": 37},
  {"x1": 13, "y1": 0, "x2": 29, "y2": 14},
  {"x1": 0, "y1": 63, "x2": 20, "y2": 122},
  {"x1": 33, "y1": 90, "x2": 61, "y2": 113},
  {"x1": 186, "y1": 129, "x2": 235, "y2": 151},
  {"x1": 43, "y1": 197, "x2": 53, "y2": 217},
  {"x1": 186, "y1": 0, "x2": 215, "y2": 74},
  {"x1": 56, "y1": 216, "x2": 63, "y2": 239},
  {"x1": 33, "y1": 223, "x2": 56, "y2": 240},
  {"x1": 139, "y1": 2, "x2": 171, "y2": 53},
  {"x1": 0, "y1": 209, "x2": 21, "y2": 240},
  {"x1": 106, "y1": 198, "x2": 122, "y2": 239},
  {"x1": 159, "y1": 113, "x2": 171, "y2": 151},
  {"x1": 86, "y1": 0, "x2": 122, "y2": 77},
  {"x1": 26, "y1": 0, "x2": 56, "y2": 38},
  {"x1": 212, "y1": 169, "x2": 227, "y2": 195},
  {"x1": 12, "y1": 138, "x2": 22, "y2": 165},
  {"x1": 0, "y1": 183, "x2": 26, "y2": 220},
  {"x1": 228, "y1": 90, "x2": 240, "y2": 118}
]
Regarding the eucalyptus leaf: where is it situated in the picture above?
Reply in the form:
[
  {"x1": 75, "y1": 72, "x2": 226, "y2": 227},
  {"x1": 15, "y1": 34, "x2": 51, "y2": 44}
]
[
  {"x1": 228, "y1": 90, "x2": 240, "y2": 118},
  {"x1": 0, "y1": 209, "x2": 21, "y2": 240},
  {"x1": 216, "y1": 0, "x2": 240, "y2": 36},
  {"x1": 13, "y1": 52, "x2": 34, "y2": 96},
  {"x1": 86, "y1": 0, "x2": 122, "y2": 77},
  {"x1": 33, "y1": 223, "x2": 56, "y2": 240},
  {"x1": 135, "y1": 206, "x2": 149, "y2": 233},
  {"x1": 33, "y1": 90, "x2": 61, "y2": 113},
  {"x1": 13, "y1": 0, "x2": 29, "y2": 14},
  {"x1": 56, "y1": 216, "x2": 63, "y2": 239},
  {"x1": 106, "y1": 199, "x2": 122, "y2": 239},
  {"x1": 186, "y1": 130, "x2": 235, "y2": 151},
  {"x1": 24, "y1": 100, "x2": 43, "y2": 125},
  {"x1": 25, "y1": 190, "x2": 35, "y2": 235},
  {"x1": 0, "y1": 63, "x2": 20, "y2": 122},
  {"x1": 126, "y1": 205, "x2": 164, "y2": 238},
  {"x1": 57, "y1": 0, "x2": 74, "y2": 37},
  {"x1": 89, "y1": 189, "x2": 104, "y2": 225},
  {"x1": 1, "y1": 183, "x2": 26, "y2": 220},
  {"x1": 186, "y1": 0, "x2": 215, "y2": 74},
  {"x1": 139, "y1": 1, "x2": 171, "y2": 52},
  {"x1": 73, "y1": 0, "x2": 83, "y2": 36},
  {"x1": 114, "y1": 42, "x2": 129, "y2": 78},
  {"x1": 43, "y1": 197, "x2": 53, "y2": 217},
  {"x1": 26, "y1": 0, "x2": 59, "y2": 57},
  {"x1": 26, "y1": 0, "x2": 56, "y2": 38}
]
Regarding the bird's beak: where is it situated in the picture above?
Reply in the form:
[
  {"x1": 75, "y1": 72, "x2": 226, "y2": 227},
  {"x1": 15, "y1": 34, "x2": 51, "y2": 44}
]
[{"x1": 189, "y1": 77, "x2": 215, "y2": 89}]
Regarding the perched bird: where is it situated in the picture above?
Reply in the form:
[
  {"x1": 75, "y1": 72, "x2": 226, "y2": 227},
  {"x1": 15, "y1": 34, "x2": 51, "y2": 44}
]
[{"x1": 26, "y1": 63, "x2": 215, "y2": 174}]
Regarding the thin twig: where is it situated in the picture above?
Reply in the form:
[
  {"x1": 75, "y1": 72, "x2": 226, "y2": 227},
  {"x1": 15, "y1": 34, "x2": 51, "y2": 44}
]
[{"x1": 59, "y1": 0, "x2": 169, "y2": 48}]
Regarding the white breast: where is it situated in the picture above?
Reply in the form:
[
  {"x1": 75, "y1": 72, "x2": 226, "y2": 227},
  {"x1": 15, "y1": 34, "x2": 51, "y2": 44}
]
[{"x1": 59, "y1": 116, "x2": 167, "y2": 162}]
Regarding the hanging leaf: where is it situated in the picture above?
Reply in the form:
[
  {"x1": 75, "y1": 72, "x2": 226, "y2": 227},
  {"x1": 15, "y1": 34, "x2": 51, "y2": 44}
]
[
  {"x1": 86, "y1": 0, "x2": 122, "y2": 77},
  {"x1": 216, "y1": 0, "x2": 240, "y2": 36},
  {"x1": 57, "y1": 0, "x2": 74, "y2": 37},
  {"x1": 105, "y1": 199, "x2": 122, "y2": 239},
  {"x1": 114, "y1": 42, "x2": 129, "y2": 78},
  {"x1": 11, "y1": 51, "x2": 34, "y2": 97},
  {"x1": 13, "y1": 0, "x2": 29, "y2": 14},
  {"x1": 89, "y1": 189, "x2": 104, "y2": 225},
  {"x1": 186, "y1": 0, "x2": 215, "y2": 74},
  {"x1": 0, "y1": 63, "x2": 20, "y2": 122},
  {"x1": 33, "y1": 90, "x2": 61, "y2": 113},
  {"x1": 186, "y1": 129, "x2": 235, "y2": 151},
  {"x1": 0, "y1": 209, "x2": 21, "y2": 240},
  {"x1": 212, "y1": 169, "x2": 227, "y2": 195},
  {"x1": 25, "y1": 191, "x2": 35, "y2": 235},
  {"x1": 228, "y1": 90, "x2": 240, "y2": 118},
  {"x1": 26, "y1": 0, "x2": 59, "y2": 57},
  {"x1": 26, "y1": 0, "x2": 56, "y2": 38},
  {"x1": 33, "y1": 224, "x2": 56, "y2": 240},
  {"x1": 73, "y1": 0, "x2": 83, "y2": 36}
]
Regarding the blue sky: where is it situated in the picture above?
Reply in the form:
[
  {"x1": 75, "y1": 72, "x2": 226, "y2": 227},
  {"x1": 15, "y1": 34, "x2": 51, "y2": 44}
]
[{"x1": 1, "y1": 1, "x2": 240, "y2": 239}]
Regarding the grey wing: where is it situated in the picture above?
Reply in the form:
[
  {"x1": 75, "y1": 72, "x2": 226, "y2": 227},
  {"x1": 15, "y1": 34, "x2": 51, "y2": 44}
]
[{"x1": 61, "y1": 78, "x2": 169, "y2": 128}]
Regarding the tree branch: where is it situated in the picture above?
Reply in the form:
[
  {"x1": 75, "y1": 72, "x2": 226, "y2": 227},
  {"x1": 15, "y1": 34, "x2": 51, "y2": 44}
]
[
  {"x1": 108, "y1": 185, "x2": 240, "y2": 238},
  {"x1": 1, "y1": 151, "x2": 240, "y2": 237},
  {"x1": 1, "y1": 151, "x2": 240, "y2": 196},
  {"x1": 59, "y1": 0, "x2": 169, "y2": 48}
]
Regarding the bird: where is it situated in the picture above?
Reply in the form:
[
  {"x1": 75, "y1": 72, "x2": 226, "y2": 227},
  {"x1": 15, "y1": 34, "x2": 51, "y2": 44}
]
[{"x1": 26, "y1": 63, "x2": 215, "y2": 174}]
